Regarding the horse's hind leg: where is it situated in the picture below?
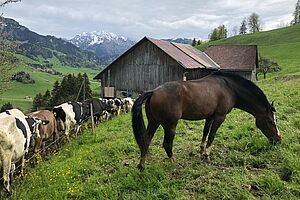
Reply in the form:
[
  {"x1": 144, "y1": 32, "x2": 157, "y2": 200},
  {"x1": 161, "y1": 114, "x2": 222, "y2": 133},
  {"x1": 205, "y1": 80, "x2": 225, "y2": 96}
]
[
  {"x1": 200, "y1": 118, "x2": 213, "y2": 154},
  {"x1": 204, "y1": 114, "x2": 226, "y2": 159},
  {"x1": 138, "y1": 121, "x2": 159, "y2": 171},
  {"x1": 162, "y1": 124, "x2": 177, "y2": 161}
]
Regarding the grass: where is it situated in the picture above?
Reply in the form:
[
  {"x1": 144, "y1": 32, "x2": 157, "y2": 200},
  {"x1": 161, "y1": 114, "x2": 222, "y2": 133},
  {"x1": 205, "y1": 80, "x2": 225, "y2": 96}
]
[{"x1": 4, "y1": 75, "x2": 300, "y2": 199}]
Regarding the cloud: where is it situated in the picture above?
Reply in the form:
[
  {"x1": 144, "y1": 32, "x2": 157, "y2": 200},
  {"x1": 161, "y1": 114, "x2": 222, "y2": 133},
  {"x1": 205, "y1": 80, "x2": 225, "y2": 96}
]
[{"x1": 1, "y1": 0, "x2": 295, "y2": 40}]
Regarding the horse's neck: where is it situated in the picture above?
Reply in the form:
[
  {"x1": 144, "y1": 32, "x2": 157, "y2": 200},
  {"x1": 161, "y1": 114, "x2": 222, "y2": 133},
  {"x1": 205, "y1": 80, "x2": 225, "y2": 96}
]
[{"x1": 234, "y1": 93, "x2": 266, "y2": 117}]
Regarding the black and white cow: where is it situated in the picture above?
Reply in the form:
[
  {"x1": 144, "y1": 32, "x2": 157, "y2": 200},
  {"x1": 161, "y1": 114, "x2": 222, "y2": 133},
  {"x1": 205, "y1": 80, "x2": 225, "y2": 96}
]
[
  {"x1": 123, "y1": 97, "x2": 134, "y2": 113},
  {"x1": 0, "y1": 109, "x2": 49, "y2": 194},
  {"x1": 53, "y1": 101, "x2": 88, "y2": 139},
  {"x1": 83, "y1": 98, "x2": 109, "y2": 124}
]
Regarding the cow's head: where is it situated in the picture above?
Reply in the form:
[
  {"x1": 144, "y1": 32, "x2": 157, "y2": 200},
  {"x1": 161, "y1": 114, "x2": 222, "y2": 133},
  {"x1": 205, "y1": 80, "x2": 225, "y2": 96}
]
[{"x1": 26, "y1": 117, "x2": 49, "y2": 138}]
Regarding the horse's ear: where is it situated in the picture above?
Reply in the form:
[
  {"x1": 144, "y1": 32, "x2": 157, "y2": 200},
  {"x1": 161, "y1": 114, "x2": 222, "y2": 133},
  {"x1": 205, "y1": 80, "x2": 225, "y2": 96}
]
[{"x1": 270, "y1": 101, "x2": 276, "y2": 112}]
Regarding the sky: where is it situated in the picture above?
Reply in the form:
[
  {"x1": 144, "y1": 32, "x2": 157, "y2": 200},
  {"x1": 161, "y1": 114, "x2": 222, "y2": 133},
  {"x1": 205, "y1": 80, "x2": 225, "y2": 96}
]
[{"x1": 1, "y1": 0, "x2": 296, "y2": 41}]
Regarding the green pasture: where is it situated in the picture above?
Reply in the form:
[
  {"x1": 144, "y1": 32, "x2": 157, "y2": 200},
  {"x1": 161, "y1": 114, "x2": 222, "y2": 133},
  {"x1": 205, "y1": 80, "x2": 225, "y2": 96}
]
[{"x1": 5, "y1": 74, "x2": 300, "y2": 199}]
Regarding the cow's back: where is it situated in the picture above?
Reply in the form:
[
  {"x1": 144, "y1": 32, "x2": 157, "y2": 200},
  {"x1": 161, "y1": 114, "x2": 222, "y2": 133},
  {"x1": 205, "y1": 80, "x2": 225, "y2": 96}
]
[{"x1": 0, "y1": 115, "x2": 27, "y2": 161}]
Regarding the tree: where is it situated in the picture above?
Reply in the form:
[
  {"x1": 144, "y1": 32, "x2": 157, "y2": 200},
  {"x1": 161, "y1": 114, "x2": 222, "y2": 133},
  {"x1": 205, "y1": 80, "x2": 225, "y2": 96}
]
[
  {"x1": 258, "y1": 56, "x2": 281, "y2": 79},
  {"x1": 0, "y1": 0, "x2": 21, "y2": 7},
  {"x1": 0, "y1": 102, "x2": 13, "y2": 112},
  {"x1": 51, "y1": 80, "x2": 62, "y2": 106},
  {"x1": 42, "y1": 90, "x2": 51, "y2": 108},
  {"x1": 197, "y1": 40, "x2": 202, "y2": 46},
  {"x1": 239, "y1": 18, "x2": 247, "y2": 34},
  {"x1": 191, "y1": 38, "x2": 196, "y2": 46},
  {"x1": 291, "y1": 0, "x2": 300, "y2": 25},
  {"x1": 209, "y1": 25, "x2": 228, "y2": 41},
  {"x1": 248, "y1": 13, "x2": 262, "y2": 33},
  {"x1": 32, "y1": 93, "x2": 43, "y2": 110}
]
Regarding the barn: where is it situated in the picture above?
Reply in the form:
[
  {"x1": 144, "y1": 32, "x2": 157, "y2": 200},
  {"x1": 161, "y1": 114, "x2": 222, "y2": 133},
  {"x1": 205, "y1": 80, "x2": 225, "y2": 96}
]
[{"x1": 94, "y1": 37, "x2": 257, "y2": 98}]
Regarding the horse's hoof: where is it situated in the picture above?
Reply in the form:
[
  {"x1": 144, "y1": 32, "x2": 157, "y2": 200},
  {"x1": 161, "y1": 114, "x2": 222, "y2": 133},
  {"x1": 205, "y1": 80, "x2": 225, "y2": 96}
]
[
  {"x1": 170, "y1": 157, "x2": 176, "y2": 163},
  {"x1": 200, "y1": 146, "x2": 205, "y2": 154},
  {"x1": 202, "y1": 155, "x2": 211, "y2": 163},
  {"x1": 137, "y1": 164, "x2": 145, "y2": 172}
]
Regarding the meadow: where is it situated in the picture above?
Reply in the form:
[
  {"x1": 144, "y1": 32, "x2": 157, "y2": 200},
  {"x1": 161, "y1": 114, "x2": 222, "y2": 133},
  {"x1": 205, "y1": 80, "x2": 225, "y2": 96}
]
[{"x1": 4, "y1": 74, "x2": 300, "y2": 199}]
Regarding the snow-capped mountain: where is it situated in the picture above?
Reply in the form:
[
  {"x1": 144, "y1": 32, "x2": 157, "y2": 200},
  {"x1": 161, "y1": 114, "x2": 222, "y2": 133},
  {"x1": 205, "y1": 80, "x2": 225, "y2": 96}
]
[
  {"x1": 69, "y1": 31, "x2": 135, "y2": 64},
  {"x1": 163, "y1": 38, "x2": 193, "y2": 45}
]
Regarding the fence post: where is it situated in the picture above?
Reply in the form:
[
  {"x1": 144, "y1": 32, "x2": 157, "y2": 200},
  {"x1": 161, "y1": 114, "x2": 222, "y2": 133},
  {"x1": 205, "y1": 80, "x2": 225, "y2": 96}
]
[{"x1": 90, "y1": 103, "x2": 95, "y2": 134}]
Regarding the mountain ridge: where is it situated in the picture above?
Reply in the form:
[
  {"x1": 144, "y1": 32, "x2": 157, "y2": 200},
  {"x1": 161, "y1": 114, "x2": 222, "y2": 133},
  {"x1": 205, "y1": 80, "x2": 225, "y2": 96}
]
[
  {"x1": 0, "y1": 17, "x2": 103, "y2": 68},
  {"x1": 69, "y1": 31, "x2": 135, "y2": 64}
]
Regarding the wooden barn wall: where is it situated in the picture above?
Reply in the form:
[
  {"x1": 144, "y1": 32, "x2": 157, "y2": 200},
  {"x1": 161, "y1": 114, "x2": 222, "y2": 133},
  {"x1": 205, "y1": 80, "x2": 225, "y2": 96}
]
[{"x1": 101, "y1": 40, "x2": 184, "y2": 94}]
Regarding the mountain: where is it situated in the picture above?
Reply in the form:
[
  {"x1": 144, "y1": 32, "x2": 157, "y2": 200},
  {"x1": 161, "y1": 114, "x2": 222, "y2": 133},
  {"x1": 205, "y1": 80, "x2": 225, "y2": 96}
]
[
  {"x1": 163, "y1": 38, "x2": 193, "y2": 44},
  {"x1": 69, "y1": 31, "x2": 135, "y2": 64},
  {"x1": 0, "y1": 17, "x2": 102, "y2": 68}
]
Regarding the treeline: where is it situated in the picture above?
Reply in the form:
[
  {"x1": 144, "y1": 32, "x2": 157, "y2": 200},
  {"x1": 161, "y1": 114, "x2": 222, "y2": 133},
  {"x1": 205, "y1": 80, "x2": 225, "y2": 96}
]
[{"x1": 32, "y1": 73, "x2": 92, "y2": 110}]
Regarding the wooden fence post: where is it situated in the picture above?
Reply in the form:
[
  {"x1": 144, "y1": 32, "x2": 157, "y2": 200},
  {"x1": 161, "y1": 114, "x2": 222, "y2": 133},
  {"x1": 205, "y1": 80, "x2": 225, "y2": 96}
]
[{"x1": 90, "y1": 103, "x2": 95, "y2": 134}]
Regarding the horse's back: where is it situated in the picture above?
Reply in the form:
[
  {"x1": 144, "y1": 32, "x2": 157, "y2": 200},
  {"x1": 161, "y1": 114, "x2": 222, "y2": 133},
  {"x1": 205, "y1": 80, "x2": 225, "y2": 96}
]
[{"x1": 148, "y1": 76, "x2": 235, "y2": 122}]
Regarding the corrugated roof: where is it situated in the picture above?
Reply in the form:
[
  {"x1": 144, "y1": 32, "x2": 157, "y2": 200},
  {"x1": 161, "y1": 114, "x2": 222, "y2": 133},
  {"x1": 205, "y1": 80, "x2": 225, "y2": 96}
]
[
  {"x1": 147, "y1": 37, "x2": 219, "y2": 69},
  {"x1": 205, "y1": 45, "x2": 257, "y2": 71}
]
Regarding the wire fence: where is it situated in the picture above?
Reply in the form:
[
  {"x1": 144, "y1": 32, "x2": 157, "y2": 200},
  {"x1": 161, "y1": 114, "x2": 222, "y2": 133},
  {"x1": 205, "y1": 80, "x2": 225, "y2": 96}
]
[{"x1": 0, "y1": 132, "x2": 69, "y2": 182}]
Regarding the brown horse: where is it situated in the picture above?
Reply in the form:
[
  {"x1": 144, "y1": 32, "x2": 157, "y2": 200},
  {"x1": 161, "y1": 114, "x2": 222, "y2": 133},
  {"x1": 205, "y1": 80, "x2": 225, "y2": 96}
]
[{"x1": 132, "y1": 71, "x2": 281, "y2": 171}]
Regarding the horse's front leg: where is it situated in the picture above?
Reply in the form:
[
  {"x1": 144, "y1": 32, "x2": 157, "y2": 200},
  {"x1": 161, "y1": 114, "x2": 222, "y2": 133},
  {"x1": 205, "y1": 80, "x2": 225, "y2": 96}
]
[{"x1": 203, "y1": 114, "x2": 226, "y2": 161}]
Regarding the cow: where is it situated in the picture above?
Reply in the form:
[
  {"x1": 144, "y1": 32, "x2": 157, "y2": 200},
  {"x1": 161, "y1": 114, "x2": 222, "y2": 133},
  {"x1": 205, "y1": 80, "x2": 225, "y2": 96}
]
[
  {"x1": 52, "y1": 101, "x2": 87, "y2": 139},
  {"x1": 123, "y1": 97, "x2": 134, "y2": 113},
  {"x1": 83, "y1": 98, "x2": 109, "y2": 124},
  {"x1": 27, "y1": 110, "x2": 59, "y2": 154},
  {"x1": 0, "y1": 110, "x2": 49, "y2": 195},
  {"x1": 4, "y1": 108, "x2": 26, "y2": 118}
]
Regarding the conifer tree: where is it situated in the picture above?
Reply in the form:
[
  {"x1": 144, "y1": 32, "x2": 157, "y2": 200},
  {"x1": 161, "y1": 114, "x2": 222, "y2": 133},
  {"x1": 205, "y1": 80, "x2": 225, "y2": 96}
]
[
  {"x1": 239, "y1": 19, "x2": 247, "y2": 34},
  {"x1": 292, "y1": 0, "x2": 300, "y2": 24}
]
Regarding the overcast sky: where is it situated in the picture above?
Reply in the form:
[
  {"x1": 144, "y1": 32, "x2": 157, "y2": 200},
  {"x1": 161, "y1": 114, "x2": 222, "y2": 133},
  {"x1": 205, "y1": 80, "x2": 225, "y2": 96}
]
[{"x1": 1, "y1": 0, "x2": 296, "y2": 40}]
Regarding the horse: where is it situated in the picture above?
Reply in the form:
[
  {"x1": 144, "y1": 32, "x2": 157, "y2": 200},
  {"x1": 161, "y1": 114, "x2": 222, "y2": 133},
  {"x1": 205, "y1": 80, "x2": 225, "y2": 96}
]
[{"x1": 132, "y1": 71, "x2": 281, "y2": 171}]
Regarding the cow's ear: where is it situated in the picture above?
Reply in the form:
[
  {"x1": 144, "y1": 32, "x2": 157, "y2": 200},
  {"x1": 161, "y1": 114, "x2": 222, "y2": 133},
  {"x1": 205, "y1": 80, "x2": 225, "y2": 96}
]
[{"x1": 42, "y1": 120, "x2": 50, "y2": 125}]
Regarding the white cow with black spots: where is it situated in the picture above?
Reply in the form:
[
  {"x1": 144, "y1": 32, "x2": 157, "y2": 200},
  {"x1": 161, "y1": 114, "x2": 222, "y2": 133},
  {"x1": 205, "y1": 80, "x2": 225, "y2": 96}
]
[
  {"x1": 0, "y1": 109, "x2": 49, "y2": 195},
  {"x1": 53, "y1": 101, "x2": 87, "y2": 139}
]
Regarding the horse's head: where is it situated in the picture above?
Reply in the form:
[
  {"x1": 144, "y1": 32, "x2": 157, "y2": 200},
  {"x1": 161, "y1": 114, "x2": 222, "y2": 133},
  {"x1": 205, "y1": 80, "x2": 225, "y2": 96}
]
[{"x1": 255, "y1": 102, "x2": 281, "y2": 143}]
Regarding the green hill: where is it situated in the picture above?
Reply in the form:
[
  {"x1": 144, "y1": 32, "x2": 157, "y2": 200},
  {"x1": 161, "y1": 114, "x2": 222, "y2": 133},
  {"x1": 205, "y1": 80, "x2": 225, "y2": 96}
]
[{"x1": 198, "y1": 24, "x2": 300, "y2": 75}]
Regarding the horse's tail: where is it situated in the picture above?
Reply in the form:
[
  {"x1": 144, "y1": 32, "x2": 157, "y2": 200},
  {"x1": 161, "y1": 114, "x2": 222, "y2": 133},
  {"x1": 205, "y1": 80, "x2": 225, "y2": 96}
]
[{"x1": 132, "y1": 91, "x2": 153, "y2": 153}]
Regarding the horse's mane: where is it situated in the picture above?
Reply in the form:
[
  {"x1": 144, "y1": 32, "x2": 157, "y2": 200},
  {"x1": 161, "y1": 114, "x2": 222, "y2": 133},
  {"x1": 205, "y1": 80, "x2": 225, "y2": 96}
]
[{"x1": 211, "y1": 71, "x2": 270, "y2": 108}]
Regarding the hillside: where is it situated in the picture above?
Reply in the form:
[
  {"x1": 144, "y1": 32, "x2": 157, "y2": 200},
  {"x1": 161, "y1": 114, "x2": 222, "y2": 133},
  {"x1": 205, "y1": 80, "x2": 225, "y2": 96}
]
[
  {"x1": 197, "y1": 24, "x2": 300, "y2": 75},
  {"x1": 0, "y1": 17, "x2": 103, "y2": 68},
  {"x1": 0, "y1": 17, "x2": 103, "y2": 111}
]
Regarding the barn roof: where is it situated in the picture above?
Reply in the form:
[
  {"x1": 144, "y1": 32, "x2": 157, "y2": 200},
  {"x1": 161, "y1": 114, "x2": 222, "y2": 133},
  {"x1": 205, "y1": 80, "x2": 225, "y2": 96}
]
[
  {"x1": 205, "y1": 45, "x2": 258, "y2": 71},
  {"x1": 94, "y1": 37, "x2": 220, "y2": 79},
  {"x1": 147, "y1": 38, "x2": 220, "y2": 69}
]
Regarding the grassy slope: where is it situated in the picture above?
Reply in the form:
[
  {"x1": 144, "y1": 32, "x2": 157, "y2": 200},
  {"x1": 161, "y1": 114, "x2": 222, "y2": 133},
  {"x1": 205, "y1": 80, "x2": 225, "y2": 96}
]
[
  {"x1": 0, "y1": 54, "x2": 101, "y2": 112},
  {"x1": 198, "y1": 24, "x2": 300, "y2": 75},
  {"x1": 8, "y1": 76, "x2": 300, "y2": 199}
]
